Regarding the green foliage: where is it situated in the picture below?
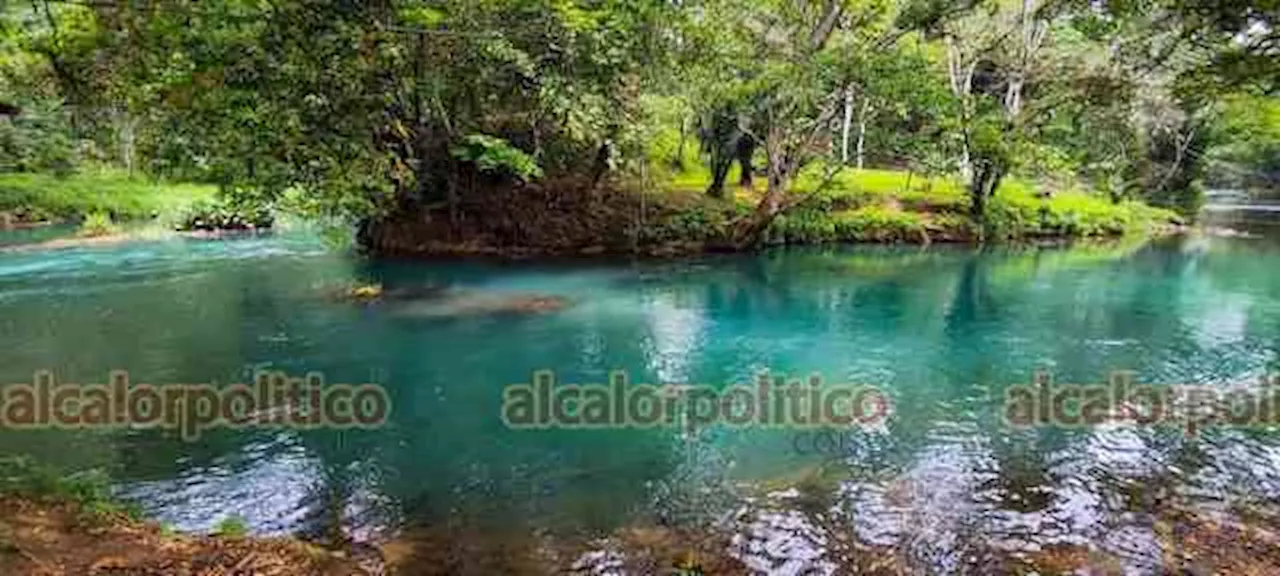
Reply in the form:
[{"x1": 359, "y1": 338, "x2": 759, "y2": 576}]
[
  {"x1": 0, "y1": 169, "x2": 215, "y2": 222},
  {"x1": 76, "y1": 210, "x2": 116, "y2": 237},
  {"x1": 174, "y1": 197, "x2": 273, "y2": 231},
  {"x1": 449, "y1": 134, "x2": 543, "y2": 181},
  {"x1": 0, "y1": 101, "x2": 76, "y2": 174},
  {"x1": 213, "y1": 515, "x2": 249, "y2": 538},
  {"x1": 638, "y1": 194, "x2": 742, "y2": 244},
  {"x1": 986, "y1": 181, "x2": 1182, "y2": 239},
  {"x1": 1208, "y1": 93, "x2": 1280, "y2": 190},
  {"x1": 0, "y1": 0, "x2": 1261, "y2": 242},
  {"x1": 771, "y1": 206, "x2": 929, "y2": 244},
  {"x1": 0, "y1": 456, "x2": 141, "y2": 523}
]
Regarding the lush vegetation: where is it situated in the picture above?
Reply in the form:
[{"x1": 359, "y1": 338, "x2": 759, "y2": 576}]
[
  {"x1": 0, "y1": 0, "x2": 1274, "y2": 250},
  {"x1": 0, "y1": 456, "x2": 140, "y2": 523},
  {"x1": 0, "y1": 169, "x2": 214, "y2": 223}
]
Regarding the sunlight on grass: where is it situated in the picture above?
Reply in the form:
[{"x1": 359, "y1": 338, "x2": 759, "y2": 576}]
[
  {"x1": 0, "y1": 168, "x2": 216, "y2": 221},
  {"x1": 654, "y1": 163, "x2": 1181, "y2": 243}
]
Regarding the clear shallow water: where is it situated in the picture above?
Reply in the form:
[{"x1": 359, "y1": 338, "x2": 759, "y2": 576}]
[{"x1": 1, "y1": 218, "x2": 1279, "y2": 573}]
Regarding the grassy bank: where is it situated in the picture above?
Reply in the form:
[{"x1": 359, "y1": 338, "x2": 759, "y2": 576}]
[
  {"x1": 365, "y1": 167, "x2": 1184, "y2": 257},
  {"x1": 663, "y1": 166, "x2": 1182, "y2": 245},
  {"x1": 0, "y1": 458, "x2": 374, "y2": 575},
  {"x1": 0, "y1": 169, "x2": 216, "y2": 223}
]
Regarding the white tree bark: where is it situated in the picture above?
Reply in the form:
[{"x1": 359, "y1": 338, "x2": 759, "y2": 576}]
[
  {"x1": 856, "y1": 96, "x2": 871, "y2": 170},
  {"x1": 946, "y1": 36, "x2": 977, "y2": 183},
  {"x1": 840, "y1": 84, "x2": 854, "y2": 164}
]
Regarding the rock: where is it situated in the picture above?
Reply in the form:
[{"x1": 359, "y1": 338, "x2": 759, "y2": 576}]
[
  {"x1": 388, "y1": 292, "x2": 570, "y2": 319},
  {"x1": 350, "y1": 284, "x2": 383, "y2": 299},
  {"x1": 0, "y1": 211, "x2": 12, "y2": 230}
]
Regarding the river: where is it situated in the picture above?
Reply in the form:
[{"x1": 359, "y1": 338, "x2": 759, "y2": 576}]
[{"x1": 1, "y1": 208, "x2": 1279, "y2": 573}]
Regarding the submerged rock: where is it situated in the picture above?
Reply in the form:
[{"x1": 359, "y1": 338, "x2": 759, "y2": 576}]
[
  {"x1": 387, "y1": 293, "x2": 571, "y2": 319},
  {"x1": 324, "y1": 281, "x2": 570, "y2": 319},
  {"x1": 326, "y1": 283, "x2": 450, "y2": 304}
]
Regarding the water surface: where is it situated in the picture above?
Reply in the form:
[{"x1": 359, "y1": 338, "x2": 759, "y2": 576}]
[{"x1": 2, "y1": 214, "x2": 1279, "y2": 573}]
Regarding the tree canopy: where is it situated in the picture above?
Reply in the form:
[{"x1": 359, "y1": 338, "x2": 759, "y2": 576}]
[{"x1": 2, "y1": 0, "x2": 1276, "y2": 242}]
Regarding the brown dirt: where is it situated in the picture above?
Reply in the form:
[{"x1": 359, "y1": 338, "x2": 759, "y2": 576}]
[
  {"x1": 360, "y1": 177, "x2": 733, "y2": 258},
  {"x1": 6, "y1": 494, "x2": 1280, "y2": 575},
  {"x1": 0, "y1": 497, "x2": 373, "y2": 576}
]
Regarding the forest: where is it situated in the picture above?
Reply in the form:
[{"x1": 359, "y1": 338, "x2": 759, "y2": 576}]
[{"x1": 1, "y1": 0, "x2": 1277, "y2": 253}]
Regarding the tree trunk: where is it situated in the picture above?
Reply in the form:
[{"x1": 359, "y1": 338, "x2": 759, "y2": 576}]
[
  {"x1": 731, "y1": 134, "x2": 790, "y2": 248},
  {"x1": 968, "y1": 159, "x2": 1006, "y2": 238},
  {"x1": 946, "y1": 36, "x2": 977, "y2": 183},
  {"x1": 840, "y1": 85, "x2": 854, "y2": 164},
  {"x1": 673, "y1": 117, "x2": 688, "y2": 170},
  {"x1": 707, "y1": 153, "x2": 732, "y2": 199},
  {"x1": 736, "y1": 133, "x2": 755, "y2": 188},
  {"x1": 856, "y1": 97, "x2": 870, "y2": 170},
  {"x1": 590, "y1": 140, "x2": 612, "y2": 188}
]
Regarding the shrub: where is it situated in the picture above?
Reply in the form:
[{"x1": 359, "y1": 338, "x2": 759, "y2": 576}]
[
  {"x1": 77, "y1": 211, "x2": 118, "y2": 237},
  {"x1": 770, "y1": 206, "x2": 927, "y2": 244},
  {"x1": 175, "y1": 198, "x2": 274, "y2": 231},
  {"x1": 450, "y1": 134, "x2": 543, "y2": 181}
]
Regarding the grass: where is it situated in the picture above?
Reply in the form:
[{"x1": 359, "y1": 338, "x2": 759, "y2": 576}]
[
  {"x1": 0, "y1": 456, "x2": 141, "y2": 524},
  {"x1": 213, "y1": 516, "x2": 249, "y2": 538},
  {"x1": 650, "y1": 163, "x2": 1180, "y2": 245},
  {"x1": 0, "y1": 168, "x2": 216, "y2": 223}
]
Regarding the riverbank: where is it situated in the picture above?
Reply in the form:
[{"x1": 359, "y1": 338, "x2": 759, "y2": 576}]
[
  {"x1": 0, "y1": 496, "x2": 377, "y2": 575},
  {"x1": 4, "y1": 487, "x2": 1280, "y2": 575},
  {"x1": 0, "y1": 170, "x2": 216, "y2": 226},
  {"x1": 362, "y1": 168, "x2": 1184, "y2": 257}
]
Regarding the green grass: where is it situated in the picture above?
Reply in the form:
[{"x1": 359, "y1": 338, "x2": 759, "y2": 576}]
[
  {"x1": 213, "y1": 516, "x2": 249, "y2": 538},
  {"x1": 988, "y1": 180, "x2": 1181, "y2": 239},
  {"x1": 0, "y1": 168, "x2": 216, "y2": 223},
  {"x1": 0, "y1": 456, "x2": 142, "y2": 524},
  {"x1": 650, "y1": 163, "x2": 1180, "y2": 244}
]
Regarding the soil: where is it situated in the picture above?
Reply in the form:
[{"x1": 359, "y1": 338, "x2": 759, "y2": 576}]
[
  {"x1": 4, "y1": 495, "x2": 1280, "y2": 575},
  {"x1": 359, "y1": 178, "x2": 729, "y2": 258},
  {"x1": 0, "y1": 497, "x2": 375, "y2": 576}
]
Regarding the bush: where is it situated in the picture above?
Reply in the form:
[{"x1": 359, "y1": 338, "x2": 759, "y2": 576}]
[
  {"x1": 175, "y1": 198, "x2": 274, "y2": 231},
  {"x1": 987, "y1": 182, "x2": 1181, "y2": 239},
  {"x1": 770, "y1": 206, "x2": 927, "y2": 244},
  {"x1": 450, "y1": 134, "x2": 543, "y2": 181},
  {"x1": 77, "y1": 211, "x2": 118, "y2": 237}
]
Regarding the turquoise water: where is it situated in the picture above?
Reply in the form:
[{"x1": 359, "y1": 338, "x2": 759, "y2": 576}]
[{"x1": 1, "y1": 215, "x2": 1279, "y2": 572}]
